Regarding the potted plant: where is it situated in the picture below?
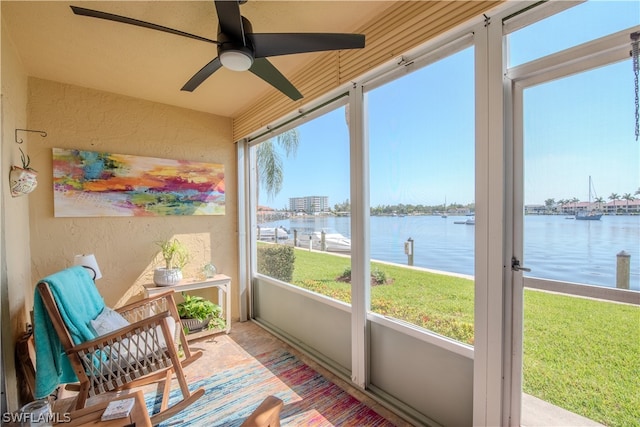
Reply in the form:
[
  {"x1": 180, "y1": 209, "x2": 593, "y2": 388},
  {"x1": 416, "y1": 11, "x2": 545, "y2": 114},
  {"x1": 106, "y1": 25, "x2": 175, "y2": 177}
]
[
  {"x1": 153, "y1": 238, "x2": 190, "y2": 286},
  {"x1": 177, "y1": 292, "x2": 226, "y2": 334},
  {"x1": 9, "y1": 147, "x2": 38, "y2": 197}
]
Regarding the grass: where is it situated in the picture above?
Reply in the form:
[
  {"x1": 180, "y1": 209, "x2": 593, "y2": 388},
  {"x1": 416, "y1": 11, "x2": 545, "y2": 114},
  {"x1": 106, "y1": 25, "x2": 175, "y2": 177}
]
[
  {"x1": 293, "y1": 250, "x2": 475, "y2": 343},
  {"x1": 273, "y1": 246, "x2": 640, "y2": 427},
  {"x1": 523, "y1": 290, "x2": 640, "y2": 426}
]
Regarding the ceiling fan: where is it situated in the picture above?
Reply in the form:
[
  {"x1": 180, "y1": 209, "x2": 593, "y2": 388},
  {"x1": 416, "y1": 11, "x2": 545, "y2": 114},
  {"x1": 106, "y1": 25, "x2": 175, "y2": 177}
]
[{"x1": 70, "y1": 1, "x2": 366, "y2": 101}]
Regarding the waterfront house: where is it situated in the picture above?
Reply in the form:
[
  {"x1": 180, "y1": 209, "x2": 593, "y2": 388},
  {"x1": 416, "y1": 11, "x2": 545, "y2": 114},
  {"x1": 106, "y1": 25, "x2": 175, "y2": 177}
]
[
  {"x1": 604, "y1": 199, "x2": 640, "y2": 215},
  {"x1": 2, "y1": 1, "x2": 637, "y2": 425}
]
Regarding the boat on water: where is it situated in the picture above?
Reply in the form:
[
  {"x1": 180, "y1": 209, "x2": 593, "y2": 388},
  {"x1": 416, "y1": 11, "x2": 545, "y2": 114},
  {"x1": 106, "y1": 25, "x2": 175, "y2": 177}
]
[
  {"x1": 257, "y1": 226, "x2": 289, "y2": 240},
  {"x1": 311, "y1": 231, "x2": 351, "y2": 252},
  {"x1": 576, "y1": 211, "x2": 602, "y2": 220},
  {"x1": 294, "y1": 229, "x2": 351, "y2": 252},
  {"x1": 575, "y1": 176, "x2": 602, "y2": 221},
  {"x1": 454, "y1": 217, "x2": 475, "y2": 225},
  {"x1": 441, "y1": 197, "x2": 448, "y2": 218}
]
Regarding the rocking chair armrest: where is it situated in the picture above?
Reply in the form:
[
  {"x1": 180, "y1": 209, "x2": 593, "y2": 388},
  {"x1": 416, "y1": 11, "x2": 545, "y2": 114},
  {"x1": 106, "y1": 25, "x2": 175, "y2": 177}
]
[
  {"x1": 66, "y1": 311, "x2": 173, "y2": 354},
  {"x1": 240, "y1": 396, "x2": 284, "y2": 427},
  {"x1": 116, "y1": 290, "x2": 176, "y2": 313}
]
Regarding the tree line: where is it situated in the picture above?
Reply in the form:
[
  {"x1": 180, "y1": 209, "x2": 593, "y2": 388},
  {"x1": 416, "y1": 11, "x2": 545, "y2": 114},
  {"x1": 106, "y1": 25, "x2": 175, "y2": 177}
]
[
  {"x1": 544, "y1": 188, "x2": 640, "y2": 211},
  {"x1": 256, "y1": 130, "x2": 639, "y2": 216},
  {"x1": 333, "y1": 199, "x2": 475, "y2": 215}
]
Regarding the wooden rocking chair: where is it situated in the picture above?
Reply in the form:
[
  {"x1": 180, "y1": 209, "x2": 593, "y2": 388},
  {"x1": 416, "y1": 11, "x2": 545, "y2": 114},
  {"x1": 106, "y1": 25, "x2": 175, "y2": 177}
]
[{"x1": 34, "y1": 266, "x2": 204, "y2": 425}]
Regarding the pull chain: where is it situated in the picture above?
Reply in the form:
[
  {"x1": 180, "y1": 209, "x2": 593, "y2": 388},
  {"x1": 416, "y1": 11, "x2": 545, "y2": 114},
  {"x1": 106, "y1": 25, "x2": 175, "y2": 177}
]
[{"x1": 632, "y1": 32, "x2": 640, "y2": 141}]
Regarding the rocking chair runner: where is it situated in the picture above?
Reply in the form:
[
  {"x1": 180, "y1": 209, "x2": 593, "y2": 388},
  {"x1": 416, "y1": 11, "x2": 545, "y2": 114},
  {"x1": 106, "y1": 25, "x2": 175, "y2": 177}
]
[{"x1": 34, "y1": 266, "x2": 204, "y2": 425}]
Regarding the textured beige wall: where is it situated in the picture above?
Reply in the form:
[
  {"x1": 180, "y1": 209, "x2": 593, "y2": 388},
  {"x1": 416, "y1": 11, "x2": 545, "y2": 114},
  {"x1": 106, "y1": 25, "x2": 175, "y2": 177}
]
[
  {"x1": 26, "y1": 79, "x2": 237, "y2": 311},
  {"x1": 1, "y1": 16, "x2": 32, "y2": 411}
]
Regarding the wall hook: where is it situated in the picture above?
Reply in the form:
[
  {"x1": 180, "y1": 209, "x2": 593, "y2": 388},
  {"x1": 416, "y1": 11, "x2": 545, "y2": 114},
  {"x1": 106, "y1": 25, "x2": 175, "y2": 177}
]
[{"x1": 15, "y1": 128, "x2": 47, "y2": 144}]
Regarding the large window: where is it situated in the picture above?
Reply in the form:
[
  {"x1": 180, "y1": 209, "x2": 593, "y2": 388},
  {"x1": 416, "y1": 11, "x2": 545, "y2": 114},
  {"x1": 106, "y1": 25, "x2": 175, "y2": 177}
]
[
  {"x1": 243, "y1": 2, "x2": 639, "y2": 426},
  {"x1": 253, "y1": 103, "x2": 352, "y2": 302},
  {"x1": 520, "y1": 61, "x2": 639, "y2": 289},
  {"x1": 366, "y1": 47, "x2": 476, "y2": 345},
  {"x1": 507, "y1": 1, "x2": 639, "y2": 67},
  {"x1": 508, "y1": 2, "x2": 640, "y2": 425}
]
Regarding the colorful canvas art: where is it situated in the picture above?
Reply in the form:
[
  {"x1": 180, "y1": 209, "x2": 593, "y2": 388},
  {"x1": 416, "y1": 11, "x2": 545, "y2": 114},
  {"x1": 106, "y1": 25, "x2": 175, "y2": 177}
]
[{"x1": 53, "y1": 148, "x2": 225, "y2": 217}]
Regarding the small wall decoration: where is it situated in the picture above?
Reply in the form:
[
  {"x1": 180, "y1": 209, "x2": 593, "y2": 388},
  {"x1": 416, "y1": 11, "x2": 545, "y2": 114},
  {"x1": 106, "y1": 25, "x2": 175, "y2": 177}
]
[
  {"x1": 10, "y1": 148, "x2": 38, "y2": 197},
  {"x1": 10, "y1": 166, "x2": 38, "y2": 197},
  {"x1": 53, "y1": 148, "x2": 225, "y2": 217}
]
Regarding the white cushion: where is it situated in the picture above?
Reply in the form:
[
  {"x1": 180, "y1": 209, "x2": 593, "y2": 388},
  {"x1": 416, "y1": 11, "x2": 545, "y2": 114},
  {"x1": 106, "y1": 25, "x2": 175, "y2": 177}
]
[
  {"x1": 88, "y1": 307, "x2": 176, "y2": 372},
  {"x1": 110, "y1": 316, "x2": 176, "y2": 362},
  {"x1": 90, "y1": 307, "x2": 130, "y2": 336}
]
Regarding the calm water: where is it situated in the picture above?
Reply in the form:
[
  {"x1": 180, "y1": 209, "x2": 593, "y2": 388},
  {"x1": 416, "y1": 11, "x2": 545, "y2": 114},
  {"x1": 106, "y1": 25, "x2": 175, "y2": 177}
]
[{"x1": 264, "y1": 215, "x2": 640, "y2": 291}]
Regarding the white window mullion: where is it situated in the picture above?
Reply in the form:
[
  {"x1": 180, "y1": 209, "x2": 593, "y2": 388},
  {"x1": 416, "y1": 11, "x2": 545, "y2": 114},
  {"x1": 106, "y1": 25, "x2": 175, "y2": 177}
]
[
  {"x1": 508, "y1": 78, "x2": 524, "y2": 427},
  {"x1": 473, "y1": 11, "x2": 510, "y2": 425},
  {"x1": 473, "y1": 19, "x2": 491, "y2": 426},
  {"x1": 236, "y1": 139, "x2": 257, "y2": 322},
  {"x1": 237, "y1": 140, "x2": 250, "y2": 321},
  {"x1": 349, "y1": 83, "x2": 370, "y2": 389}
]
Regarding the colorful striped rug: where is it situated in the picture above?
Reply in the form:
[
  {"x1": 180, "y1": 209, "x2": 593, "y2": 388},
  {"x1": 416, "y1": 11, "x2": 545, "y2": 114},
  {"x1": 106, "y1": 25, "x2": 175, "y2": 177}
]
[{"x1": 146, "y1": 348, "x2": 396, "y2": 426}]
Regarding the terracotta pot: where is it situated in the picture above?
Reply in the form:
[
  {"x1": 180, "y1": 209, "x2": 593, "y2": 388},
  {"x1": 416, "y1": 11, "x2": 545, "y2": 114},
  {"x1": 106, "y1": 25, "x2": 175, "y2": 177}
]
[
  {"x1": 153, "y1": 268, "x2": 183, "y2": 286},
  {"x1": 9, "y1": 166, "x2": 38, "y2": 197}
]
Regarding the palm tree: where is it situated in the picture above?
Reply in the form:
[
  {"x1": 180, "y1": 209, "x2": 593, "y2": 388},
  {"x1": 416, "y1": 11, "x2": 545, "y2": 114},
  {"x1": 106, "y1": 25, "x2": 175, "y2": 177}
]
[
  {"x1": 544, "y1": 198, "x2": 555, "y2": 214},
  {"x1": 256, "y1": 129, "x2": 300, "y2": 201},
  {"x1": 622, "y1": 193, "x2": 635, "y2": 214},
  {"x1": 594, "y1": 196, "x2": 605, "y2": 212},
  {"x1": 557, "y1": 199, "x2": 567, "y2": 214},
  {"x1": 608, "y1": 193, "x2": 620, "y2": 215}
]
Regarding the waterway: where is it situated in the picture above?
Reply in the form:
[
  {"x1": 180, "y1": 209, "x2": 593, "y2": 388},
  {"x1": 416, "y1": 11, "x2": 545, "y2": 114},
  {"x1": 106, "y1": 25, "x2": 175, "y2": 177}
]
[{"x1": 263, "y1": 214, "x2": 640, "y2": 291}]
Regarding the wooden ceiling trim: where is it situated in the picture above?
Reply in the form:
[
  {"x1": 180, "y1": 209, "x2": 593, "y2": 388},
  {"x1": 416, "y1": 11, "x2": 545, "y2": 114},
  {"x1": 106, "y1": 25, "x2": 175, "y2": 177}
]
[
  {"x1": 233, "y1": 52, "x2": 340, "y2": 139},
  {"x1": 234, "y1": 1, "x2": 502, "y2": 140},
  {"x1": 337, "y1": 1, "x2": 481, "y2": 80}
]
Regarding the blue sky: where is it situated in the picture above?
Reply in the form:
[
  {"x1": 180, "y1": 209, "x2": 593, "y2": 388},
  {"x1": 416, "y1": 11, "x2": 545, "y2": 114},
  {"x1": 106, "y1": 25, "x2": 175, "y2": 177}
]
[{"x1": 259, "y1": 1, "x2": 640, "y2": 209}]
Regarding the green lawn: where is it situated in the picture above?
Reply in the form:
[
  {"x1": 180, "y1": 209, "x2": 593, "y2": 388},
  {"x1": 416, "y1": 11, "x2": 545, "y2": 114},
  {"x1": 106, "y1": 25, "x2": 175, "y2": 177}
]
[
  {"x1": 279, "y1": 247, "x2": 640, "y2": 427},
  {"x1": 523, "y1": 290, "x2": 640, "y2": 426}
]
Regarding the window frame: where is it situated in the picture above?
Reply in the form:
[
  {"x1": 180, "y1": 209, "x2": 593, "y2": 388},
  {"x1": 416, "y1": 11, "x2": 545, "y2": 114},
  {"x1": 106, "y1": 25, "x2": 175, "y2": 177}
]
[{"x1": 235, "y1": 2, "x2": 636, "y2": 425}]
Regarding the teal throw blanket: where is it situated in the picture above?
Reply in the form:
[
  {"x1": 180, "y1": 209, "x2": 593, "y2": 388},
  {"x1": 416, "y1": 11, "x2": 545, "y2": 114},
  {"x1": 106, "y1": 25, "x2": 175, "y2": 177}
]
[{"x1": 33, "y1": 266, "x2": 105, "y2": 399}]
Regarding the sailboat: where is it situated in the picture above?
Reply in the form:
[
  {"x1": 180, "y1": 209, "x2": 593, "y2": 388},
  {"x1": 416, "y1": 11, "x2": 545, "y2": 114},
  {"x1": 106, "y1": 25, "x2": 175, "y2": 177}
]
[
  {"x1": 576, "y1": 176, "x2": 603, "y2": 220},
  {"x1": 441, "y1": 197, "x2": 448, "y2": 218}
]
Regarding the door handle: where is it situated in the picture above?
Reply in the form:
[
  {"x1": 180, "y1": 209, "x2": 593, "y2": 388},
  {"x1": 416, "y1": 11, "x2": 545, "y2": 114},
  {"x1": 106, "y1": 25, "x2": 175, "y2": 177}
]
[{"x1": 511, "y1": 257, "x2": 531, "y2": 272}]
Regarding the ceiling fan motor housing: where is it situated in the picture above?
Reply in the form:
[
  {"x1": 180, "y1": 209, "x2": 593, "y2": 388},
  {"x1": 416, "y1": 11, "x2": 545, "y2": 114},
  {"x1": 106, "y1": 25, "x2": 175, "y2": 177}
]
[{"x1": 217, "y1": 17, "x2": 255, "y2": 71}]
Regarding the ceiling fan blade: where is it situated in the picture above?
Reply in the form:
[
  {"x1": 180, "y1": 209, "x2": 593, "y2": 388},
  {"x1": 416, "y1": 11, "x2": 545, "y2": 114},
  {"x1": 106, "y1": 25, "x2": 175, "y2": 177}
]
[
  {"x1": 181, "y1": 57, "x2": 223, "y2": 92},
  {"x1": 214, "y1": 0, "x2": 245, "y2": 41},
  {"x1": 250, "y1": 33, "x2": 365, "y2": 58},
  {"x1": 70, "y1": 6, "x2": 219, "y2": 45},
  {"x1": 249, "y1": 58, "x2": 302, "y2": 101}
]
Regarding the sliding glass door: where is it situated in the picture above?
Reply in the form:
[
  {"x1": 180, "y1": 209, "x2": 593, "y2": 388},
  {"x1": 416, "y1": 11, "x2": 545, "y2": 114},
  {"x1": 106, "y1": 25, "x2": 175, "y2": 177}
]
[{"x1": 507, "y1": 2, "x2": 640, "y2": 425}]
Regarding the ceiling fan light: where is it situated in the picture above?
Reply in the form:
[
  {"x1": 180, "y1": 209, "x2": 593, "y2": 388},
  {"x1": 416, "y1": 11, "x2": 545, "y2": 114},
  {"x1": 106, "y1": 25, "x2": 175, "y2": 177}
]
[{"x1": 220, "y1": 50, "x2": 253, "y2": 72}]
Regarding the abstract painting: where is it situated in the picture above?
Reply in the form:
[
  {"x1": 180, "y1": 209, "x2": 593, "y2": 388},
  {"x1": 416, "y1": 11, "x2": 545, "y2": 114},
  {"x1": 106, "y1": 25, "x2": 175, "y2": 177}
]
[{"x1": 53, "y1": 148, "x2": 225, "y2": 217}]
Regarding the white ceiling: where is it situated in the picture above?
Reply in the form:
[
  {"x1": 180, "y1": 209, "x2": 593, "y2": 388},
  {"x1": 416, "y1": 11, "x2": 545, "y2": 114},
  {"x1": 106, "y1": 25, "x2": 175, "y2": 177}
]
[{"x1": 2, "y1": 1, "x2": 394, "y2": 118}]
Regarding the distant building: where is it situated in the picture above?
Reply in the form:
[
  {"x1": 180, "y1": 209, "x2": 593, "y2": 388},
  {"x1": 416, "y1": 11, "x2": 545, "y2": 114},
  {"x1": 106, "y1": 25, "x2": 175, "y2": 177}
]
[
  {"x1": 289, "y1": 196, "x2": 329, "y2": 214},
  {"x1": 525, "y1": 204, "x2": 546, "y2": 214}
]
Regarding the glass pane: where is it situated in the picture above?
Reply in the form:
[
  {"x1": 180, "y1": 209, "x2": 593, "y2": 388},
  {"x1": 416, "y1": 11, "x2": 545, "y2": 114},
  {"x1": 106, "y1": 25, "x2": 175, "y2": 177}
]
[
  {"x1": 523, "y1": 60, "x2": 640, "y2": 290},
  {"x1": 254, "y1": 106, "x2": 352, "y2": 303},
  {"x1": 522, "y1": 59, "x2": 640, "y2": 425},
  {"x1": 508, "y1": 1, "x2": 639, "y2": 67},
  {"x1": 366, "y1": 47, "x2": 475, "y2": 345}
]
